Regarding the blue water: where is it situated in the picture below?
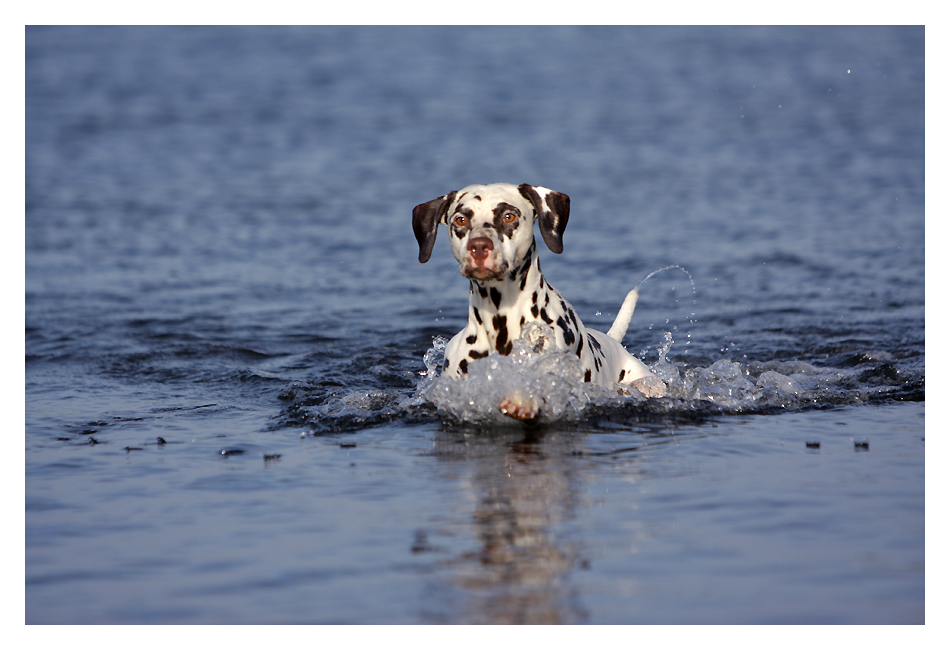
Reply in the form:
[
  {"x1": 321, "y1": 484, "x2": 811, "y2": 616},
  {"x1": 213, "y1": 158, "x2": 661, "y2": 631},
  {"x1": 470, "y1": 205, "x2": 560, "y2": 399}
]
[{"x1": 25, "y1": 26, "x2": 924, "y2": 624}]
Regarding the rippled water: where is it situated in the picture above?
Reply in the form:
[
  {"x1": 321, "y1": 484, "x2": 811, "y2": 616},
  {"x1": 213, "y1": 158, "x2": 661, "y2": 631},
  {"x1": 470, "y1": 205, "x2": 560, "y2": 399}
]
[{"x1": 25, "y1": 26, "x2": 924, "y2": 624}]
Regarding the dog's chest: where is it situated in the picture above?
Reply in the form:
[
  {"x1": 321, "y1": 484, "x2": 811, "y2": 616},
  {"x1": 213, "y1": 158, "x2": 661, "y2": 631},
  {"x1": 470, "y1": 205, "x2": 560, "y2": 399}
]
[{"x1": 447, "y1": 274, "x2": 596, "y2": 376}]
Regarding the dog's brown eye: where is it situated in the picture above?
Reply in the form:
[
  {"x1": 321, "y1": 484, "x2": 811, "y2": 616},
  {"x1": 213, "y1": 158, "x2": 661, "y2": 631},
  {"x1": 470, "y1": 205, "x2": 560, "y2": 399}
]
[
  {"x1": 453, "y1": 215, "x2": 468, "y2": 227},
  {"x1": 504, "y1": 212, "x2": 517, "y2": 223}
]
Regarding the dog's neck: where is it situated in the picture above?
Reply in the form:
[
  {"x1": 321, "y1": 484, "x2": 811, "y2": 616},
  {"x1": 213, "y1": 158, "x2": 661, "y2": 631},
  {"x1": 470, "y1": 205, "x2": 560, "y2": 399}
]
[{"x1": 464, "y1": 239, "x2": 551, "y2": 355}]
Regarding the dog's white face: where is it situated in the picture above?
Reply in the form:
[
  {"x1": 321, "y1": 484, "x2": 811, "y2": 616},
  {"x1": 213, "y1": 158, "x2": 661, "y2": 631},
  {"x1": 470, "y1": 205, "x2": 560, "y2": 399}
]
[
  {"x1": 444, "y1": 183, "x2": 537, "y2": 281},
  {"x1": 413, "y1": 182, "x2": 569, "y2": 275}
]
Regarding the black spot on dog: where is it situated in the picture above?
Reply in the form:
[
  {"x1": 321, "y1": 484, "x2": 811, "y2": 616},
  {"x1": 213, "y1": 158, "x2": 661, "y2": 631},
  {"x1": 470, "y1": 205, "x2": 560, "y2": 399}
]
[
  {"x1": 510, "y1": 245, "x2": 533, "y2": 283},
  {"x1": 492, "y1": 202, "x2": 521, "y2": 240},
  {"x1": 518, "y1": 249, "x2": 533, "y2": 277},
  {"x1": 556, "y1": 316, "x2": 575, "y2": 346},
  {"x1": 540, "y1": 308, "x2": 553, "y2": 324},
  {"x1": 459, "y1": 359, "x2": 468, "y2": 374},
  {"x1": 473, "y1": 307, "x2": 482, "y2": 324},
  {"x1": 587, "y1": 336, "x2": 604, "y2": 371},
  {"x1": 469, "y1": 349, "x2": 488, "y2": 359},
  {"x1": 449, "y1": 206, "x2": 475, "y2": 239},
  {"x1": 493, "y1": 314, "x2": 509, "y2": 354},
  {"x1": 490, "y1": 287, "x2": 502, "y2": 309},
  {"x1": 587, "y1": 334, "x2": 603, "y2": 354},
  {"x1": 466, "y1": 334, "x2": 477, "y2": 344},
  {"x1": 567, "y1": 307, "x2": 578, "y2": 329},
  {"x1": 584, "y1": 369, "x2": 592, "y2": 382},
  {"x1": 576, "y1": 335, "x2": 584, "y2": 358},
  {"x1": 619, "y1": 369, "x2": 625, "y2": 382}
]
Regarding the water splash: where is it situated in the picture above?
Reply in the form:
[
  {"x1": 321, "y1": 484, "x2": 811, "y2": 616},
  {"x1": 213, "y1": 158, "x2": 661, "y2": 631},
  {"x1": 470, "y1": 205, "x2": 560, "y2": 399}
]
[
  {"x1": 421, "y1": 336, "x2": 448, "y2": 379},
  {"x1": 420, "y1": 323, "x2": 629, "y2": 426},
  {"x1": 634, "y1": 263, "x2": 693, "y2": 292},
  {"x1": 635, "y1": 264, "x2": 698, "y2": 353},
  {"x1": 412, "y1": 324, "x2": 874, "y2": 426}
]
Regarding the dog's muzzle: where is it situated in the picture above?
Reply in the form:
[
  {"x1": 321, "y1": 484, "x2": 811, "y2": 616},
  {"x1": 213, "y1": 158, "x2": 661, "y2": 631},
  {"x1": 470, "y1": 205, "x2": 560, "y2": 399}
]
[{"x1": 463, "y1": 236, "x2": 504, "y2": 279}]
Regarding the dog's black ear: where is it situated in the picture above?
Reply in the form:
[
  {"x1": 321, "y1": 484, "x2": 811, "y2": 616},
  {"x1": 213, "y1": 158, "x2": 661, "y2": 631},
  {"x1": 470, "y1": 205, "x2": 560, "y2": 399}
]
[
  {"x1": 518, "y1": 184, "x2": 570, "y2": 254},
  {"x1": 412, "y1": 191, "x2": 457, "y2": 263}
]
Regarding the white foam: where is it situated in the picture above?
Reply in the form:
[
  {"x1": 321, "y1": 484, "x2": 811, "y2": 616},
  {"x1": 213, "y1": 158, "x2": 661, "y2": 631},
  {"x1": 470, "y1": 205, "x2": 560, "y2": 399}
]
[
  {"x1": 418, "y1": 323, "x2": 634, "y2": 425},
  {"x1": 415, "y1": 326, "x2": 855, "y2": 424}
]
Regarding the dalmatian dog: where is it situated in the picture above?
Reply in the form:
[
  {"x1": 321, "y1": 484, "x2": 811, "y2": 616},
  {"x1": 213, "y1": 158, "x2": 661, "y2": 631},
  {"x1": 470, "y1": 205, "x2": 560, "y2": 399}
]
[{"x1": 413, "y1": 182, "x2": 666, "y2": 421}]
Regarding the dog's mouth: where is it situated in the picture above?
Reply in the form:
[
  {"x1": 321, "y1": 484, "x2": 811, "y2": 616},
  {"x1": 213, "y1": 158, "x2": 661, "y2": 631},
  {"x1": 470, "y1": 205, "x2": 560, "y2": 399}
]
[{"x1": 462, "y1": 261, "x2": 507, "y2": 280}]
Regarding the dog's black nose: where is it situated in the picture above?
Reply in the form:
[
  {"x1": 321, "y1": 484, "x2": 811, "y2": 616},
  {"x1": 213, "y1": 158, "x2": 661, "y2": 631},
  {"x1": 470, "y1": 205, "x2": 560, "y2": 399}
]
[{"x1": 467, "y1": 237, "x2": 493, "y2": 262}]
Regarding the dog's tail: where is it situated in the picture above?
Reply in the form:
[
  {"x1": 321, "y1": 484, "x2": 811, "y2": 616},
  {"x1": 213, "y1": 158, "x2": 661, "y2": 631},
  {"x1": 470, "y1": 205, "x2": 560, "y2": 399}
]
[{"x1": 606, "y1": 288, "x2": 640, "y2": 342}]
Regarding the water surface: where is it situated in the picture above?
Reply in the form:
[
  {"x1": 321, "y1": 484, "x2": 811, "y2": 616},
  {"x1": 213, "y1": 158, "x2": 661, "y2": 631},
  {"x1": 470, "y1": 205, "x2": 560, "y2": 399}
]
[{"x1": 25, "y1": 26, "x2": 924, "y2": 624}]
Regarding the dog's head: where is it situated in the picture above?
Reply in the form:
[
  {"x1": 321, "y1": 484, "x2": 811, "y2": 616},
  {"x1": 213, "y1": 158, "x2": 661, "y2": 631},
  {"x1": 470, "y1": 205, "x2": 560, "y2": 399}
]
[{"x1": 412, "y1": 183, "x2": 570, "y2": 281}]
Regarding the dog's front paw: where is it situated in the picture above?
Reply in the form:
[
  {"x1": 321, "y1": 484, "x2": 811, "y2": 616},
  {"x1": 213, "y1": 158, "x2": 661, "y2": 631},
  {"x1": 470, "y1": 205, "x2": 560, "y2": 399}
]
[
  {"x1": 499, "y1": 391, "x2": 541, "y2": 422},
  {"x1": 630, "y1": 374, "x2": 667, "y2": 398}
]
